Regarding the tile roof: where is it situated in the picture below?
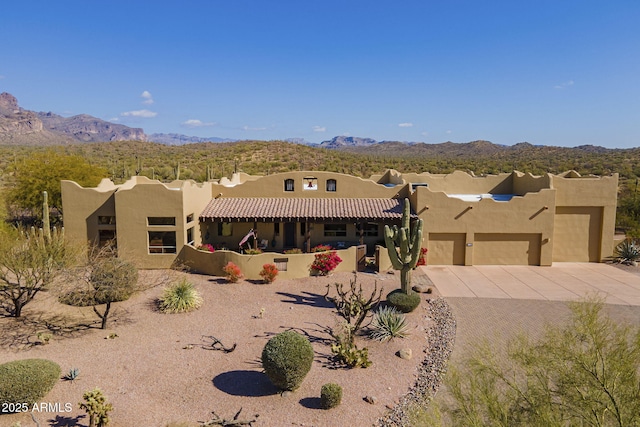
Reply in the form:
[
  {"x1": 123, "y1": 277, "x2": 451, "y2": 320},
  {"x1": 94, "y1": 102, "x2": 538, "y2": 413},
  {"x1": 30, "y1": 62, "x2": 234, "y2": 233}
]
[{"x1": 199, "y1": 198, "x2": 413, "y2": 222}]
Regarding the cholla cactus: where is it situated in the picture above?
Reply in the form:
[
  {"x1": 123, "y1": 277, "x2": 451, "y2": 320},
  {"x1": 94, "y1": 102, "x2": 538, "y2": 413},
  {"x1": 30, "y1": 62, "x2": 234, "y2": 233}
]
[
  {"x1": 79, "y1": 388, "x2": 113, "y2": 427},
  {"x1": 384, "y1": 198, "x2": 423, "y2": 294}
]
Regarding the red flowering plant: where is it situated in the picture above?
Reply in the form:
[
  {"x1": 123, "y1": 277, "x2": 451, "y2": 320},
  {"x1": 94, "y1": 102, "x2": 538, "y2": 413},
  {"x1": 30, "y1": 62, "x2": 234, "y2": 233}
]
[
  {"x1": 310, "y1": 251, "x2": 342, "y2": 276},
  {"x1": 197, "y1": 243, "x2": 215, "y2": 253},
  {"x1": 259, "y1": 263, "x2": 279, "y2": 283},
  {"x1": 222, "y1": 261, "x2": 243, "y2": 283},
  {"x1": 416, "y1": 248, "x2": 428, "y2": 266}
]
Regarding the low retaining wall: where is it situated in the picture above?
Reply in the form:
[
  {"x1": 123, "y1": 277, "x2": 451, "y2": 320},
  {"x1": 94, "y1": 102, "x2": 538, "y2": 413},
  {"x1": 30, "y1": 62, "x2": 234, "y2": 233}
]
[{"x1": 178, "y1": 245, "x2": 359, "y2": 280}]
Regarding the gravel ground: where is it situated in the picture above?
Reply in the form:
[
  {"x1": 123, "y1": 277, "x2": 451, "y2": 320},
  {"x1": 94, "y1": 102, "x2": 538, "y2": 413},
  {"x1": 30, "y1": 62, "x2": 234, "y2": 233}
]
[{"x1": 0, "y1": 270, "x2": 443, "y2": 427}]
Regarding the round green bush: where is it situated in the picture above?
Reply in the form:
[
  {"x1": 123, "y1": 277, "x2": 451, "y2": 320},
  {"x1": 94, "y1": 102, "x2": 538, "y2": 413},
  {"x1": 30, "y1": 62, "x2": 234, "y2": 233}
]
[
  {"x1": 261, "y1": 331, "x2": 314, "y2": 391},
  {"x1": 320, "y1": 383, "x2": 343, "y2": 409},
  {"x1": 386, "y1": 289, "x2": 421, "y2": 313},
  {"x1": 0, "y1": 359, "x2": 61, "y2": 409}
]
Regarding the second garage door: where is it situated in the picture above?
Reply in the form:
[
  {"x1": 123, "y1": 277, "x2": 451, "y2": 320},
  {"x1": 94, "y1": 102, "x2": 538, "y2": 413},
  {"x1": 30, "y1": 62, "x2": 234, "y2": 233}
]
[{"x1": 473, "y1": 233, "x2": 541, "y2": 265}]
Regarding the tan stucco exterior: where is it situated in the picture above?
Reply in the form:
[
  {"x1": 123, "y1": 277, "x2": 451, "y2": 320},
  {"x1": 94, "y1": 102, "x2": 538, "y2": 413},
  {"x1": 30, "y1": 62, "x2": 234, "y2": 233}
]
[{"x1": 61, "y1": 169, "x2": 618, "y2": 276}]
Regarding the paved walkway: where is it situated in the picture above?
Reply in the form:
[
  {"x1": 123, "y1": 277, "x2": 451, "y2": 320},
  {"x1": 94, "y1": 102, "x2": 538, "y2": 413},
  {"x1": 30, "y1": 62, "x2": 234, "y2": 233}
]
[{"x1": 421, "y1": 262, "x2": 640, "y2": 306}]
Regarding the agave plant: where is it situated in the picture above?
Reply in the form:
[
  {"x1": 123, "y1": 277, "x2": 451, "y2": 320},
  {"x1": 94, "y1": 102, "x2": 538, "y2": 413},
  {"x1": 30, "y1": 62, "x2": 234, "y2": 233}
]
[
  {"x1": 369, "y1": 306, "x2": 409, "y2": 342},
  {"x1": 613, "y1": 239, "x2": 640, "y2": 264},
  {"x1": 158, "y1": 278, "x2": 203, "y2": 313}
]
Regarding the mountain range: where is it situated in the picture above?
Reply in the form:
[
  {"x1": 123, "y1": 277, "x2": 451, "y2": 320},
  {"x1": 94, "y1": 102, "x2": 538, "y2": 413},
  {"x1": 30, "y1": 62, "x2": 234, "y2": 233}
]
[{"x1": 0, "y1": 92, "x2": 620, "y2": 155}]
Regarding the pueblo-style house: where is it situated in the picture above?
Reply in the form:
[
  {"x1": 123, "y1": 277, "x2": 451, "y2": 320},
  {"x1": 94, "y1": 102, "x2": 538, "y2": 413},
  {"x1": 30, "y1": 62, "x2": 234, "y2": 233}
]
[{"x1": 61, "y1": 169, "x2": 618, "y2": 278}]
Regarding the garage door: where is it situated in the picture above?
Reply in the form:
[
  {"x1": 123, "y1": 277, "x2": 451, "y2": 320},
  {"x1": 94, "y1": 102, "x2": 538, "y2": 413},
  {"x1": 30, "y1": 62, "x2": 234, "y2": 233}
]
[
  {"x1": 553, "y1": 207, "x2": 602, "y2": 262},
  {"x1": 428, "y1": 233, "x2": 466, "y2": 265},
  {"x1": 473, "y1": 233, "x2": 541, "y2": 265}
]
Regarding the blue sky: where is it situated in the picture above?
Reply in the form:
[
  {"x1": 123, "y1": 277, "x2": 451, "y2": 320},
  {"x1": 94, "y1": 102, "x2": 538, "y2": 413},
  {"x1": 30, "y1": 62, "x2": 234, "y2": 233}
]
[{"x1": 1, "y1": 1, "x2": 639, "y2": 147}]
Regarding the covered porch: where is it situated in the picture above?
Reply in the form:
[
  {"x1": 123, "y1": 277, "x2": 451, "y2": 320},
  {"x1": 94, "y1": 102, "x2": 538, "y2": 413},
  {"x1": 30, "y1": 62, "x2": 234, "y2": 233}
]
[{"x1": 198, "y1": 197, "x2": 415, "y2": 255}]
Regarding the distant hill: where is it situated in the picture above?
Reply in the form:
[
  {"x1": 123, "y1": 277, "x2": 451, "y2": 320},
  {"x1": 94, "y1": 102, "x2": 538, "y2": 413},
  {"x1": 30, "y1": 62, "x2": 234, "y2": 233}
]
[
  {"x1": 149, "y1": 133, "x2": 236, "y2": 145},
  {"x1": 0, "y1": 92, "x2": 146, "y2": 145},
  {"x1": 319, "y1": 136, "x2": 377, "y2": 149}
]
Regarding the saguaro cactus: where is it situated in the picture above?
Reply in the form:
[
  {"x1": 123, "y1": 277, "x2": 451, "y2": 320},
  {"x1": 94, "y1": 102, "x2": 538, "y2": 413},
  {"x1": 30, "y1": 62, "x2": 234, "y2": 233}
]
[
  {"x1": 43, "y1": 190, "x2": 51, "y2": 240},
  {"x1": 384, "y1": 198, "x2": 423, "y2": 294}
]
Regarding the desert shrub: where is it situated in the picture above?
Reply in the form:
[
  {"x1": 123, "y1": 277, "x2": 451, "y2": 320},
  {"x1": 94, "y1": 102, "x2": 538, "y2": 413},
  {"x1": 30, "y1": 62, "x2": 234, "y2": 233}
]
[
  {"x1": 222, "y1": 261, "x2": 243, "y2": 283},
  {"x1": 369, "y1": 306, "x2": 409, "y2": 341},
  {"x1": 196, "y1": 243, "x2": 215, "y2": 253},
  {"x1": 310, "y1": 251, "x2": 342, "y2": 275},
  {"x1": 0, "y1": 359, "x2": 61, "y2": 408},
  {"x1": 320, "y1": 383, "x2": 343, "y2": 409},
  {"x1": 330, "y1": 322, "x2": 372, "y2": 368},
  {"x1": 244, "y1": 248, "x2": 263, "y2": 255},
  {"x1": 79, "y1": 388, "x2": 113, "y2": 427},
  {"x1": 158, "y1": 278, "x2": 203, "y2": 313},
  {"x1": 311, "y1": 244, "x2": 332, "y2": 252},
  {"x1": 324, "y1": 274, "x2": 382, "y2": 335},
  {"x1": 387, "y1": 289, "x2": 421, "y2": 313},
  {"x1": 613, "y1": 239, "x2": 640, "y2": 264},
  {"x1": 259, "y1": 263, "x2": 278, "y2": 283},
  {"x1": 261, "y1": 330, "x2": 314, "y2": 391},
  {"x1": 284, "y1": 248, "x2": 303, "y2": 254}
]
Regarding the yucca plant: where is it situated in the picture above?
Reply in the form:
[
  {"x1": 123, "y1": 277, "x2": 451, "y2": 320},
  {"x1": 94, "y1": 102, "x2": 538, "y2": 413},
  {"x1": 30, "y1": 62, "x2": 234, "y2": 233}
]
[
  {"x1": 369, "y1": 306, "x2": 409, "y2": 342},
  {"x1": 158, "y1": 278, "x2": 203, "y2": 313},
  {"x1": 613, "y1": 239, "x2": 640, "y2": 264}
]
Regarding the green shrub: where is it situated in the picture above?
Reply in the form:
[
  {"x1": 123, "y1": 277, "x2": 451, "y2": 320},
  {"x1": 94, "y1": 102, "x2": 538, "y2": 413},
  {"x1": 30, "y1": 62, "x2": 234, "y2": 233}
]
[
  {"x1": 320, "y1": 383, "x2": 343, "y2": 409},
  {"x1": 386, "y1": 289, "x2": 421, "y2": 313},
  {"x1": 613, "y1": 239, "x2": 640, "y2": 264},
  {"x1": 0, "y1": 359, "x2": 61, "y2": 408},
  {"x1": 158, "y1": 278, "x2": 203, "y2": 313},
  {"x1": 331, "y1": 324, "x2": 372, "y2": 368},
  {"x1": 369, "y1": 306, "x2": 409, "y2": 341},
  {"x1": 261, "y1": 330, "x2": 314, "y2": 391}
]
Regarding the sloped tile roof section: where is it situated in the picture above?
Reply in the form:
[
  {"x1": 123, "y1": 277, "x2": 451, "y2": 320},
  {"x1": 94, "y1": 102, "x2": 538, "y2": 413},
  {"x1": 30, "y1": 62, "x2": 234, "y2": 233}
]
[{"x1": 199, "y1": 198, "x2": 414, "y2": 222}]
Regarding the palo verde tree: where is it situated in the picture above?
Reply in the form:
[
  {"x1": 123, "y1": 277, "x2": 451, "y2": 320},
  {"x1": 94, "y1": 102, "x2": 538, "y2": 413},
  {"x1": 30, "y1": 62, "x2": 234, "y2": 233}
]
[
  {"x1": 419, "y1": 298, "x2": 640, "y2": 427},
  {"x1": 88, "y1": 252, "x2": 138, "y2": 330},
  {"x1": 0, "y1": 192, "x2": 77, "y2": 317},
  {"x1": 6, "y1": 150, "x2": 107, "y2": 221},
  {"x1": 384, "y1": 198, "x2": 423, "y2": 294}
]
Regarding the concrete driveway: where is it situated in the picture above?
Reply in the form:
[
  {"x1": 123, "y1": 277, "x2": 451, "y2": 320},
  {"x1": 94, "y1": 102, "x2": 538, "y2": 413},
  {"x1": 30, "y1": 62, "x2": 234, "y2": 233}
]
[{"x1": 421, "y1": 262, "x2": 640, "y2": 306}]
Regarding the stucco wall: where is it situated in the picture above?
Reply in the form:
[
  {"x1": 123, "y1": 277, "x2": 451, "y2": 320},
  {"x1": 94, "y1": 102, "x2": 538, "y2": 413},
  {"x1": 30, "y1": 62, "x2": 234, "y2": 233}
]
[
  {"x1": 212, "y1": 170, "x2": 408, "y2": 199},
  {"x1": 61, "y1": 179, "x2": 117, "y2": 247},
  {"x1": 414, "y1": 186, "x2": 556, "y2": 266},
  {"x1": 551, "y1": 173, "x2": 618, "y2": 261},
  {"x1": 61, "y1": 169, "x2": 618, "y2": 269},
  {"x1": 178, "y1": 246, "x2": 358, "y2": 280}
]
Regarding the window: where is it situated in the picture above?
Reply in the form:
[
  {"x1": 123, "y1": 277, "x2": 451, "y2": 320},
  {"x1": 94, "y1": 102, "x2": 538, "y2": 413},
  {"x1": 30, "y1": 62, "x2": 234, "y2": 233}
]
[
  {"x1": 148, "y1": 231, "x2": 177, "y2": 254},
  {"x1": 186, "y1": 213, "x2": 194, "y2": 223},
  {"x1": 324, "y1": 224, "x2": 347, "y2": 237},
  {"x1": 274, "y1": 223, "x2": 280, "y2": 236},
  {"x1": 326, "y1": 179, "x2": 337, "y2": 192},
  {"x1": 98, "y1": 229, "x2": 116, "y2": 247},
  {"x1": 284, "y1": 179, "x2": 294, "y2": 192},
  {"x1": 303, "y1": 177, "x2": 317, "y2": 190},
  {"x1": 148, "y1": 217, "x2": 176, "y2": 226},
  {"x1": 187, "y1": 227, "x2": 194, "y2": 245},
  {"x1": 98, "y1": 216, "x2": 116, "y2": 225},
  {"x1": 363, "y1": 222, "x2": 379, "y2": 237},
  {"x1": 300, "y1": 223, "x2": 306, "y2": 236},
  {"x1": 218, "y1": 222, "x2": 233, "y2": 236}
]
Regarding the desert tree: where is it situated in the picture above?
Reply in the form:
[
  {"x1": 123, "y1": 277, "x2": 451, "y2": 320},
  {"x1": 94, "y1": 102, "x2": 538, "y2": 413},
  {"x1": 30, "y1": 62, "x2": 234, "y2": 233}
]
[
  {"x1": 6, "y1": 150, "x2": 107, "y2": 221},
  {"x1": 415, "y1": 298, "x2": 640, "y2": 427},
  {"x1": 0, "y1": 226, "x2": 76, "y2": 317}
]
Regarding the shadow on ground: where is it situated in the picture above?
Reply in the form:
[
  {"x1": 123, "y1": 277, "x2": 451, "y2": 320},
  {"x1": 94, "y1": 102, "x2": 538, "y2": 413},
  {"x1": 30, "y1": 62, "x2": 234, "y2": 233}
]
[
  {"x1": 299, "y1": 397, "x2": 323, "y2": 409},
  {"x1": 276, "y1": 291, "x2": 334, "y2": 308},
  {"x1": 213, "y1": 370, "x2": 279, "y2": 397}
]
